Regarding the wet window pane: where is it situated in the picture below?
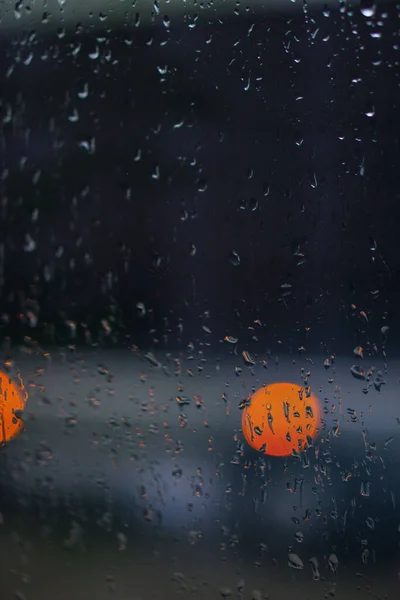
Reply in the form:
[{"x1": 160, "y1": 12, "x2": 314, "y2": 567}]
[{"x1": 0, "y1": 1, "x2": 399, "y2": 599}]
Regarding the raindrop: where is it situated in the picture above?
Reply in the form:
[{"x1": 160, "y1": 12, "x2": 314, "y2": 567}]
[
  {"x1": 365, "y1": 517, "x2": 375, "y2": 530},
  {"x1": 136, "y1": 302, "x2": 146, "y2": 317},
  {"x1": 88, "y1": 46, "x2": 100, "y2": 60},
  {"x1": 309, "y1": 557, "x2": 320, "y2": 580},
  {"x1": 172, "y1": 466, "x2": 183, "y2": 478},
  {"x1": 350, "y1": 365, "x2": 365, "y2": 380},
  {"x1": 176, "y1": 396, "x2": 191, "y2": 406},
  {"x1": 78, "y1": 138, "x2": 95, "y2": 154},
  {"x1": 373, "y1": 375, "x2": 385, "y2": 392},
  {"x1": 328, "y1": 553, "x2": 339, "y2": 574},
  {"x1": 77, "y1": 82, "x2": 89, "y2": 99},
  {"x1": 197, "y1": 178, "x2": 208, "y2": 192},
  {"x1": 294, "y1": 531, "x2": 304, "y2": 543},
  {"x1": 305, "y1": 405, "x2": 314, "y2": 419},
  {"x1": 310, "y1": 172, "x2": 318, "y2": 189},
  {"x1": 250, "y1": 197, "x2": 258, "y2": 211},
  {"x1": 360, "y1": 1, "x2": 376, "y2": 17},
  {"x1": 242, "y1": 351, "x2": 256, "y2": 366},
  {"x1": 267, "y1": 413, "x2": 274, "y2": 434},
  {"x1": 229, "y1": 251, "x2": 241, "y2": 266},
  {"x1": 117, "y1": 532, "x2": 127, "y2": 551},
  {"x1": 288, "y1": 552, "x2": 304, "y2": 570},
  {"x1": 361, "y1": 548, "x2": 369, "y2": 564},
  {"x1": 145, "y1": 352, "x2": 160, "y2": 367},
  {"x1": 24, "y1": 234, "x2": 36, "y2": 252},
  {"x1": 14, "y1": 1, "x2": 22, "y2": 19},
  {"x1": 360, "y1": 481, "x2": 370, "y2": 497},
  {"x1": 384, "y1": 437, "x2": 394, "y2": 449},
  {"x1": 68, "y1": 108, "x2": 79, "y2": 122}
]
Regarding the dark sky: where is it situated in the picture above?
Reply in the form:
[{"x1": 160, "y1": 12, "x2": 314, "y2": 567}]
[{"x1": 0, "y1": 1, "x2": 399, "y2": 351}]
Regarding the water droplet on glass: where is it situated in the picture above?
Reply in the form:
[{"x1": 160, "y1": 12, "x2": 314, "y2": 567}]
[
  {"x1": 136, "y1": 302, "x2": 146, "y2": 317},
  {"x1": 242, "y1": 351, "x2": 256, "y2": 366},
  {"x1": 365, "y1": 517, "x2": 375, "y2": 530},
  {"x1": 24, "y1": 234, "x2": 36, "y2": 252},
  {"x1": 350, "y1": 365, "x2": 365, "y2": 380},
  {"x1": 360, "y1": 1, "x2": 376, "y2": 18},
  {"x1": 288, "y1": 552, "x2": 304, "y2": 570},
  {"x1": 360, "y1": 481, "x2": 370, "y2": 497},
  {"x1": 77, "y1": 82, "x2": 89, "y2": 99},
  {"x1": 68, "y1": 108, "x2": 79, "y2": 122},
  {"x1": 230, "y1": 251, "x2": 241, "y2": 266},
  {"x1": 250, "y1": 197, "x2": 258, "y2": 211},
  {"x1": 328, "y1": 553, "x2": 339, "y2": 574},
  {"x1": 145, "y1": 352, "x2": 160, "y2": 367},
  {"x1": 309, "y1": 557, "x2": 320, "y2": 580},
  {"x1": 361, "y1": 548, "x2": 369, "y2": 564},
  {"x1": 172, "y1": 466, "x2": 183, "y2": 478},
  {"x1": 197, "y1": 178, "x2": 208, "y2": 192},
  {"x1": 294, "y1": 530, "x2": 304, "y2": 543},
  {"x1": 117, "y1": 532, "x2": 127, "y2": 550},
  {"x1": 310, "y1": 172, "x2": 318, "y2": 189},
  {"x1": 88, "y1": 46, "x2": 100, "y2": 60}
]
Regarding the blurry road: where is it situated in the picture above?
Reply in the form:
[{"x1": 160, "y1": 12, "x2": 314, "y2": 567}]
[{"x1": 0, "y1": 347, "x2": 399, "y2": 599}]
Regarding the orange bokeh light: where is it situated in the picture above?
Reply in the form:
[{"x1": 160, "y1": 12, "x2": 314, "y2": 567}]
[
  {"x1": 0, "y1": 372, "x2": 27, "y2": 444},
  {"x1": 242, "y1": 382, "x2": 320, "y2": 457}
]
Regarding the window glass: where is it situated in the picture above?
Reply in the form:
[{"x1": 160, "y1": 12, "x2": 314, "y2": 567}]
[{"x1": 0, "y1": 1, "x2": 398, "y2": 599}]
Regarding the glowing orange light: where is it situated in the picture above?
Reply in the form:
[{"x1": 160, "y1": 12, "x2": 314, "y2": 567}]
[
  {"x1": 0, "y1": 372, "x2": 27, "y2": 444},
  {"x1": 242, "y1": 382, "x2": 320, "y2": 457}
]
